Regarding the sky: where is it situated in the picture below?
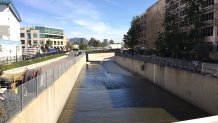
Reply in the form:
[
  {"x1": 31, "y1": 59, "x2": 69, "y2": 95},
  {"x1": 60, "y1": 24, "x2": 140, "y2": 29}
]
[{"x1": 13, "y1": 0, "x2": 157, "y2": 42}]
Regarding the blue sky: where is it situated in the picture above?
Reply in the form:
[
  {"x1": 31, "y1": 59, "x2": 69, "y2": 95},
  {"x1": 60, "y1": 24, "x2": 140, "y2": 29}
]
[{"x1": 14, "y1": 0, "x2": 157, "y2": 42}]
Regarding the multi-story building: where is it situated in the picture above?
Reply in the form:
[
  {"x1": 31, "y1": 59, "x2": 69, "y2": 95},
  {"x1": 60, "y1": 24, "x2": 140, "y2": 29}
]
[
  {"x1": 0, "y1": 0, "x2": 22, "y2": 58},
  {"x1": 136, "y1": 11, "x2": 147, "y2": 49},
  {"x1": 165, "y1": 0, "x2": 218, "y2": 58},
  {"x1": 20, "y1": 26, "x2": 67, "y2": 51},
  {"x1": 137, "y1": 0, "x2": 165, "y2": 50}
]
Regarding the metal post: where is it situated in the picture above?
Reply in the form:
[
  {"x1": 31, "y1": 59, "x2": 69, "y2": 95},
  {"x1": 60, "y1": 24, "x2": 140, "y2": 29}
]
[
  {"x1": 36, "y1": 77, "x2": 38, "y2": 97},
  {"x1": 46, "y1": 72, "x2": 48, "y2": 88},
  {"x1": 53, "y1": 68, "x2": 55, "y2": 83},
  {"x1": 21, "y1": 84, "x2": 23, "y2": 111}
]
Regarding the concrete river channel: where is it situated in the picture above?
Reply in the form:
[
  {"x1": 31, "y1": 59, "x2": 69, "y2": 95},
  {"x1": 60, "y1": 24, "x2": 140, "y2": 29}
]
[{"x1": 57, "y1": 58, "x2": 210, "y2": 123}]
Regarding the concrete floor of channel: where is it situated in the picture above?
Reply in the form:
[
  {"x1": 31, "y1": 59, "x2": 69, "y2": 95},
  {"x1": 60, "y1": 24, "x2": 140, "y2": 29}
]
[{"x1": 57, "y1": 58, "x2": 210, "y2": 123}]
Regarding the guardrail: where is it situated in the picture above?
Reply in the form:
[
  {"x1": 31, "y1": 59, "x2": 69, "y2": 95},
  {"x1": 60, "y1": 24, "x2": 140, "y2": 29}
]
[
  {"x1": 116, "y1": 53, "x2": 218, "y2": 78},
  {"x1": 0, "y1": 53, "x2": 85, "y2": 123}
]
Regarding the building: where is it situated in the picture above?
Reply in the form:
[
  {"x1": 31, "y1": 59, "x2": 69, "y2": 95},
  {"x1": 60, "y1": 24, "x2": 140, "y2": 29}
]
[
  {"x1": 137, "y1": 0, "x2": 165, "y2": 50},
  {"x1": 20, "y1": 26, "x2": 67, "y2": 51},
  {"x1": 0, "y1": 0, "x2": 22, "y2": 58},
  {"x1": 146, "y1": 0, "x2": 165, "y2": 49},
  {"x1": 165, "y1": 0, "x2": 218, "y2": 58},
  {"x1": 137, "y1": 11, "x2": 147, "y2": 49}
]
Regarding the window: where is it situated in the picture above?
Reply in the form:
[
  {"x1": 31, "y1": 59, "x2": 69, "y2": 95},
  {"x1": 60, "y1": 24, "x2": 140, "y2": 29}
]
[
  {"x1": 202, "y1": 12, "x2": 214, "y2": 22},
  {"x1": 54, "y1": 41, "x2": 57, "y2": 45},
  {"x1": 34, "y1": 40, "x2": 38, "y2": 45},
  {"x1": 33, "y1": 33, "x2": 37, "y2": 38},
  {"x1": 58, "y1": 41, "x2": 60, "y2": 45},
  {"x1": 61, "y1": 41, "x2": 63, "y2": 45},
  {"x1": 20, "y1": 33, "x2": 25, "y2": 37},
  {"x1": 0, "y1": 45, "x2": 2, "y2": 52},
  {"x1": 202, "y1": 0, "x2": 214, "y2": 8},
  {"x1": 40, "y1": 40, "x2": 44, "y2": 45},
  {"x1": 21, "y1": 40, "x2": 25, "y2": 44},
  {"x1": 40, "y1": 34, "x2": 44, "y2": 38},
  {"x1": 28, "y1": 40, "x2": 31, "y2": 46},
  {"x1": 27, "y1": 33, "x2": 31, "y2": 39},
  {"x1": 202, "y1": 26, "x2": 213, "y2": 37}
]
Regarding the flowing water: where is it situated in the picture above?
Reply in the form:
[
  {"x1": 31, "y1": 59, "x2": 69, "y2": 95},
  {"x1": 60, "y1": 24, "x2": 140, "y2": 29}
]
[{"x1": 57, "y1": 59, "x2": 210, "y2": 123}]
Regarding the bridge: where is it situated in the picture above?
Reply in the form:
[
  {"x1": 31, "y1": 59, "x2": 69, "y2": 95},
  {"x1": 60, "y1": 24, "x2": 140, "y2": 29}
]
[{"x1": 1, "y1": 51, "x2": 217, "y2": 123}]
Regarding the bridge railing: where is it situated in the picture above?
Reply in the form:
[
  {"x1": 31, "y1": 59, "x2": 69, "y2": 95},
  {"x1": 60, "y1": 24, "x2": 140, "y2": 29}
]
[
  {"x1": 0, "y1": 53, "x2": 85, "y2": 122},
  {"x1": 116, "y1": 53, "x2": 218, "y2": 78}
]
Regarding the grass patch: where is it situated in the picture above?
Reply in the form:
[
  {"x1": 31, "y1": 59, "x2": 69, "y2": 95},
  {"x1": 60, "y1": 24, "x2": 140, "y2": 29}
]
[{"x1": 2, "y1": 53, "x2": 65, "y2": 71}]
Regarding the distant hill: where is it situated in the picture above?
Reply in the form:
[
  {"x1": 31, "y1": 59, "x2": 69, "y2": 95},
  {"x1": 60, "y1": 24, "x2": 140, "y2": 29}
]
[{"x1": 69, "y1": 38, "x2": 88, "y2": 44}]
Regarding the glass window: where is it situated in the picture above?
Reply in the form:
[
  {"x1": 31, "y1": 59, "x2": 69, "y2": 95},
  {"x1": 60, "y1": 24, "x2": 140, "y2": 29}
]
[
  {"x1": 40, "y1": 40, "x2": 44, "y2": 45},
  {"x1": 21, "y1": 40, "x2": 25, "y2": 44},
  {"x1": 54, "y1": 41, "x2": 57, "y2": 45},
  {"x1": 61, "y1": 41, "x2": 63, "y2": 45},
  {"x1": 40, "y1": 34, "x2": 45, "y2": 38},
  {"x1": 34, "y1": 40, "x2": 38, "y2": 45},
  {"x1": 33, "y1": 33, "x2": 37, "y2": 38},
  {"x1": 20, "y1": 33, "x2": 25, "y2": 37},
  {"x1": 202, "y1": 26, "x2": 213, "y2": 37},
  {"x1": 58, "y1": 41, "x2": 60, "y2": 45}
]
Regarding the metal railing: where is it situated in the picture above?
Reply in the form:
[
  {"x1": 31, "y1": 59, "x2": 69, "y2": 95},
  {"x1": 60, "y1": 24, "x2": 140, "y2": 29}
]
[
  {"x1": 0, "y1": 53, "x2": 85, "y2": 123},
  {"x1": 116, "y1": 53, "x2": 218, "y2": 78}
]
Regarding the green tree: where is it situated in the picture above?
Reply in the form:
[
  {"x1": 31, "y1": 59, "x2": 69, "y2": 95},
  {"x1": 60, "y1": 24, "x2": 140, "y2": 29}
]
[
  {"x1": 79, "y1": 43, "x2": 87, "y2": 50},
  {"x1": 123, "y1": 16, "x2": 141, "y2": 48},
  {"x1": 66, "y1": 42, "x2": 73, "y2": 51},
  {"x1": 101, "y1": 40, "x2": 109, "y2": 47},
  {"x1": 155, "y1": 0, "x2": 205, "y2": 59},
  {"x1": 109, "y1": 40, "x2": 114, "y2": 44},
  {"x1": 88, "y1": 38, "x2": 101, "y2": 47},
  {"x1": 45, "y1": 39, "x2": 53, "y2": 50}
]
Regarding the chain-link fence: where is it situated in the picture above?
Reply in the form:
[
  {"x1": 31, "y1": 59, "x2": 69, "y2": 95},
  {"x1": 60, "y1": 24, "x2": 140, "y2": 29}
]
[
  {"x1": 0, "y1": 53, "x2": 85, "y2": 123},
  {"x1": 116, "y1": 53, "x2": 218, "y2": 78}
]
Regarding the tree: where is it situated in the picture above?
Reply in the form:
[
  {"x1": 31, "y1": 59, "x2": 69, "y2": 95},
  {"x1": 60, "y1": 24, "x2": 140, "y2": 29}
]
[
  {"x1": 101, "y1": 40, "x2": 109, "y2": 47},
  {"x1": 155, "y1": 0, "x2": 205, "y2": 59},
  {"x1": 123, "y1": 16, "x2": 141, "y2": 48},
  {"x1": 45, "y1": 39, "x2": 53, "y2": 50},
  {"x1": 66, "y1": 42, "x2": 73, "y2": 51},
  {"x1": 79, "y1": 43, "x2": 87, "y2": 50},
  {"x1": 88, "y1": 38, "x2": 101, "y2": 47},
  {"x1": 109, "y1": 40, "x2": 114, "y2": 44}
]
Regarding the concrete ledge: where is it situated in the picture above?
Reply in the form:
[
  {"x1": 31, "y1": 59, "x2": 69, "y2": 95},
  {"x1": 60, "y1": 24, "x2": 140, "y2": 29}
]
[{"x1": 4, "y1": 56, "x2": 67, "y2": 74}]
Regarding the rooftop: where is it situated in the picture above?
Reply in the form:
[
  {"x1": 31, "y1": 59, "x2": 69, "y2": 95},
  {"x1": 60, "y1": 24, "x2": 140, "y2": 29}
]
[{"x1": 0, "y1": 0, "x2": 21, "y2": 22}]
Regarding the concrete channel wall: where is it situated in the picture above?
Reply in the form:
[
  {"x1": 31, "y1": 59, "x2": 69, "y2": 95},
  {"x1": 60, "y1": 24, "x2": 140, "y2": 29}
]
[
  {"x1": 88, "y1": 53, "x2": 115, "y2": 61},
  {"x1": 115, "y1": 56, "x2": 218, "y2": 114},
  {"x1": 10, "y1": 56, "x2": 86, "y2": 123}
]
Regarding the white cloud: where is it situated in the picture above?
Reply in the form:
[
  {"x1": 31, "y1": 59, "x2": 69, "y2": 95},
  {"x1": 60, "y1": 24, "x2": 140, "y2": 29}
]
[{"x1": 17, "y1": 0, "x2": 127, "y2": 42}]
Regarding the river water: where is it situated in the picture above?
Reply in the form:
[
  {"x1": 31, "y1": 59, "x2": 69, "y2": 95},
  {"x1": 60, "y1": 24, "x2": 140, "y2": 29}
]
[{"x1": 57, "y1": 58, "x2": 210, "y2": 123}]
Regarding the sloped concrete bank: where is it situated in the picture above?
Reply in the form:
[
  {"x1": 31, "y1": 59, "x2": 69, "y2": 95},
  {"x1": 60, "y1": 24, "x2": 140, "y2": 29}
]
[
  {"x1": 115, "y1": 56, "x2": 218, "y2": 115},
  {"x1": 10, "y1": 56, "x2": 86, "y2": 123}
]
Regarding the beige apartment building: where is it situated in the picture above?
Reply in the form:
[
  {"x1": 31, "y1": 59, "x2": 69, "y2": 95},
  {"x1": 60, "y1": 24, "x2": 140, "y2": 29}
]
[
  {"x1": 20, "y1": 26, "x2": 67, "y2": 50},
  {"x1": 138, "y1": 0, "x2": 218, "y2": 58},
  {"x1": 137, "y1": 0, "x2": 165, "y2": 50},
  {"x1": 165, "y1": 0, "x2": 218, "y2": 58}
]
